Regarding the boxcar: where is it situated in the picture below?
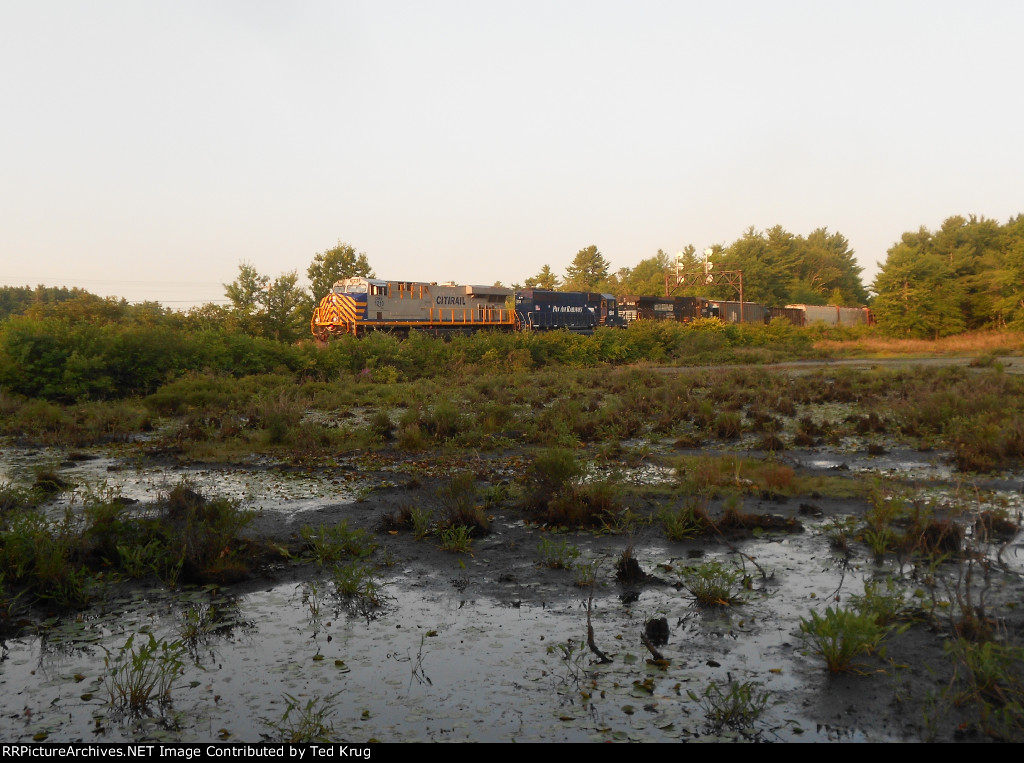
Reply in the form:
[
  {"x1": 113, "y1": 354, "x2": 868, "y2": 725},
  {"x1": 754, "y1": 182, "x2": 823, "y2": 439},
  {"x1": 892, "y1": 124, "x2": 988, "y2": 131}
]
[{"x1": 706, "y1": 300, "x2": 769, "y2": 324}]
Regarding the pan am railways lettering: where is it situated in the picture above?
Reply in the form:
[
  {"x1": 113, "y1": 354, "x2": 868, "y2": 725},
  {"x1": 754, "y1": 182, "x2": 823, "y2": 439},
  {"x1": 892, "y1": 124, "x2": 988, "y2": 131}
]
[
  {"x1": 435, "y1": 296, "x2": 467, "y2": 306},
  {"x1": 546, "y1": 306, "x2": 585, "y2": 313}
]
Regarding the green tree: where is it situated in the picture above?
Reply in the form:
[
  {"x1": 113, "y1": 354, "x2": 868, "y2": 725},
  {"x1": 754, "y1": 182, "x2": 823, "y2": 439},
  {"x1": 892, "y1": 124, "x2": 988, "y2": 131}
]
[
  {"x1": 307, "y1": 241, "x2": 374, "y2": 303},
  {"x1": 564, "y1": 245, "x2": 610, "y2": 292},
  {"x1": 224, "y1": 263, "x2": 269, "y2": 337},
  {"x1": 224, "y1": 263, "x2": 308, "y2": 342},
  {"x1": 871, "y1": 230, "x2": 967, "y2": 338},
  {"x1": 796, "y1": 228, "x2": 868, "y2": 305},
  {"x1": 716, "y1": 227, "x2": 794, "y2": 305},
  {"x1": 872, "y1": 214, "x2": 1024, "y2": 335},
  {"x1": 524, "y1": 264, "x2": 561, "y2": 290},
  {"x1": 619, "y1": 249, "x2": 674, "y2": 297},
  {"x1": 261, "y1": 271, "x2": 309, "y2": 343}
]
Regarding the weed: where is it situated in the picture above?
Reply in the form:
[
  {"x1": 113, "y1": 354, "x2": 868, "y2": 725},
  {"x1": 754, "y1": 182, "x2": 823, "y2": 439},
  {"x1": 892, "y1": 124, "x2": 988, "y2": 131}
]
[
  {"x1": 367, "y1": 409, "x2": 393, "y2": 440},
  {"x1": 410, "y1": 506, "x2": 435, "y2": 540},
  {"x1": 688, "y1": 680, "x2": 771, "y2": 732},
  {"x1": 658, "y1": 497, "x2": 712, "y2": 540},
  {"x1": 849, "y1": 578, "x2": 910, "y2": 627},
  {"x1": 573, "y1": 558, "x2": 600, "y2": 588},
  {"x1": 519, "y1": 448, "x2": 584, "y2": 514},
  {"x1": 395, "y1": 422, "x2": 425, "y2": 450},
  {"x1": 436, "y1": 472, "x2": 489, "y2": 536},
  {"x1": 156, "y1": 480, "x2": 255, "y2": 584},
  {"x1": 438, "y1": 525, "x2": 473, "y2": 553},
  {"x1": 264, "y1": 692, "x2": 341, "y2": 743},
  {"x1": 678, "y1": 560, "x2": 747, "y2": 607},
  {"x1": 104, "y1": 632, "x2": 188, "y2": 716},
  {"x1": 826, "y1": 516, "x2": 858, "y2": 553},
  {"x1": 799, "y1": 605, "x2": 890, "y2": 673},
  {"x1": 115, "y1": 539, "x2": 164, "y2": 578},
  {"x1": 945, "y1": 638, "x2": 1024, "y2": 741},
  {"x1": 33, "y1": 468, "x2": 73, "y2": 496},
  {"x1": 300, "y1": 521, "x2": 377, "y2": 564},
  {"x1": 331, "y1": 561, "x2": 386, "y2": 608},
  {"x1": 540, "y1": 481, "x2": 621, "y2": 529},
  {"x1": 537, "y1": 536, "x2": 580, "y2": 569},
  {"x1": 614, "y1": 544, "x2": 646, "y2": 584},
  {"x1": 422, "y1": 400, "x2": 463, "y2": 440},
  {"x1": 545, "y1": 638, "x2": 589, "y2": 687},
  {"x1": 0, "y1": 482, "x2": 34, "y2": 514},
  {"x1": 712, "y1": 411, "x2": 743, "y2": 440}
]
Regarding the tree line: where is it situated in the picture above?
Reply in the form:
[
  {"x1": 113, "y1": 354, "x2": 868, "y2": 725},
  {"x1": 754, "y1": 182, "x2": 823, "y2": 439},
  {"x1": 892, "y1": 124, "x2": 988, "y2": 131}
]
[{"x1": 2, "y1": 214, "x2": 1022, "y2": 345}]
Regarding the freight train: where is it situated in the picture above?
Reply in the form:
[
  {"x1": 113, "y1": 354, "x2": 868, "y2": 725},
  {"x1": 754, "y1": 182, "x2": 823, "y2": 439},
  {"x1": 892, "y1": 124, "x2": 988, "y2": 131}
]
[
  {"x1": 310, "y1": 277, "x2": 870, "y2": 339},
  {"x1": 619, "y1": 295, "x2": 872, "y2": 328},
  {"x1": 310, "y1": 277, "x2": 626, "y2": 338}
]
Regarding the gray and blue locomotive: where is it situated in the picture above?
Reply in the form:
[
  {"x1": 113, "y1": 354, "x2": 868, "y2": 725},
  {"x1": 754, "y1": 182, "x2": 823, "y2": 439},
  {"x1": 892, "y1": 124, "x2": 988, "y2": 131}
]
[{"x1": 311, "y1": 278, "x2": 625, "y2": 338}]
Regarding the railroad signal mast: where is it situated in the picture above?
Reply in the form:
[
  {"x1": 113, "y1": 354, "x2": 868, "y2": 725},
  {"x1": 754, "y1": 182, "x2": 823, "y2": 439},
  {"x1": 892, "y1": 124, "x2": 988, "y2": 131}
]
[{"x1": 664, "y1": 248, "x2": 746, "y2": 323}]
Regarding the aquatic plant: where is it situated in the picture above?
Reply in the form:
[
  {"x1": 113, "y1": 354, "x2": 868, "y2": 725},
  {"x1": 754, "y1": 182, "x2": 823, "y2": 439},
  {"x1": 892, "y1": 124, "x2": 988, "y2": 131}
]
[
  {"x1": 264, "y1": 692, "x2": 341, "y2": 743},
  {"x1": 300, "y1": 521, "x2": 377, "y2": 565},
  {"x1": 438, "y1": 525, "x2": 473, "y2": 553},
  {"x1": 799, "y1": 605, "x2": 890, "y2": 673},
  {"x1": 104, "y1": 633, "x2": 187, "y2": 716},
  {"x1": 678, "y1": 560, "x2": 747, "y2": 607},
  {"x1": 537, "y1": 536, "x2": 580, "y2": 569},
  {"x1": 688, "y1": 680, "x2": 771, "y2": 732}
]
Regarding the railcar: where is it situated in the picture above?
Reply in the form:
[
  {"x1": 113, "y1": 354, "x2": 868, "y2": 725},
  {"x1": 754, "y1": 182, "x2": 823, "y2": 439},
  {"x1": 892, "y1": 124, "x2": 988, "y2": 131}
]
[
  {"x1": 705, "y1": 300, "x2": 770, "y2": 324},
  {"x1": 311, "y1": 277, "x2": 516, "y2": 338},
  {"x1": 619, "y1": 295, "x2": 715, "y2": 323},
  {"x1": 784, "y1": 304, "x2": 873, "y2": 327}
]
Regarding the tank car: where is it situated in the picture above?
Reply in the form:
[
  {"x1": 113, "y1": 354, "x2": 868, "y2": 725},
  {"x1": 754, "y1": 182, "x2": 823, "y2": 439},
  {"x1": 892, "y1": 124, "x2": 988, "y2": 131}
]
[{"x1": 311, "y1": 277, "x2": 516, "y2": 338}]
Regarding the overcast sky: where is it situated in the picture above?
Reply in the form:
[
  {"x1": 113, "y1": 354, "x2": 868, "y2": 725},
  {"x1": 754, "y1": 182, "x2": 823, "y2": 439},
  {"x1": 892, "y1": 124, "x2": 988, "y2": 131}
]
[{"x1": 3, "y1": 0, "x2": 1022, "y2": 307}]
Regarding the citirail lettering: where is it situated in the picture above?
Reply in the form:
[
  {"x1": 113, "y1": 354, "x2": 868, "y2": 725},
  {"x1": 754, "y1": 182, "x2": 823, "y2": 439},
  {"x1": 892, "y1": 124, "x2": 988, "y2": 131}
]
[{"x1": 435, "y1": 296, "x2": 466, "y2": 306}]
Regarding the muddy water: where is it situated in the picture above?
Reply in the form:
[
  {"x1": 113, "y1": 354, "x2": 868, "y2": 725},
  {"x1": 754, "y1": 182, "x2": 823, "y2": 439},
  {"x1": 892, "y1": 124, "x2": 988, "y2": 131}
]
[
  {"x1": 0, "y1": 531, "x2": 858, "y2": 742},
  {"x1": 1, "y1": 445, "x2": 1022, "y2": 742}
]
